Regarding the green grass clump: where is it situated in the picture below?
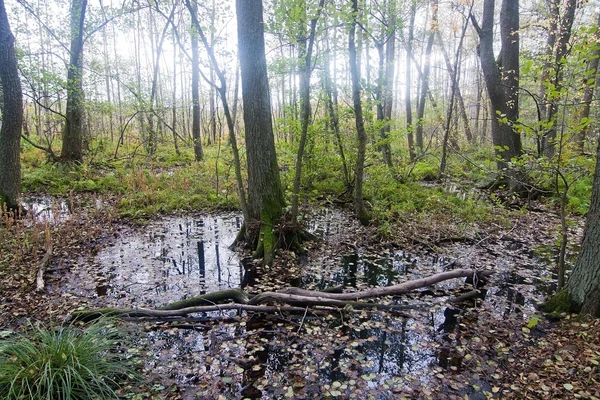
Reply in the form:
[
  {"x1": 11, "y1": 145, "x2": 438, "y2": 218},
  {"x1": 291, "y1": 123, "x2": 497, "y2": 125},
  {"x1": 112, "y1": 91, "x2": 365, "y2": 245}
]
[{"x1": 0, "y1": 321, "x2": 135, "y2": 400}]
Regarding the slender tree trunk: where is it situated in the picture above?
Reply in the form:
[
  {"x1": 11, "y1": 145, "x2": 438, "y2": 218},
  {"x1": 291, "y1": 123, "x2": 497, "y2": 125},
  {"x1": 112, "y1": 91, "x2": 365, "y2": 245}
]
[
  {"x1": 374, "y1": 3, "x2": 396, "y2": 170},
  {"x1": 290, "y1": 0, "x2": 325, "y2": 222},
  {"x1": 171, "y1": 27, "x2": 180, "y2": 156},
  {"x1": 574, "y1": 11, "x2": 600, "y2": 152},
  {"x1": 438, "y1": 10, "x2": 473, "y2": 177},
  {"x1": 472, "y1": 0, "x2": 521, "y2": 170},
  {"x1": 0, "y1": 0, "x2": 23, "y2": 211},
  {"x1": 415, "y1": 0, "x2": 438, "y2": 153},
  {"x1": 349, "y1": 0, "x2": 370, "y2": 225},
  {"x1": 323, "y1": 37, "x2": 350, "y2": 189},
  {"x1": 541, "y1": 0, "x2": 577, "y2": 158},
  {"x1": 186, "y1": 0, "x2": 247, "y2": 220},
  {"x1": 190, "y1": 0, "x2": 203, "y2": 161},
  {"x1": 236, "y1": 0, "x2": 285, "y2": 265},
  {"x1": 405, "y1": 1, "x2": 417, "y2": 162},
  {"x1": 146, "y1": 4, "x2": 175, "y2": 156},
  {"x1": 61, "y1": 0, "x2": 87, "y2": 163}
]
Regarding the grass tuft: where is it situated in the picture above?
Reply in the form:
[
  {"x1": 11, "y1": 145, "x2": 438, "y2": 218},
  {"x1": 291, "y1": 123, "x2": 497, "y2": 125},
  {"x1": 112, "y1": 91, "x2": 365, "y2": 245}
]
[{"x1": 0, "y1": 320, "x2": 135, "y2": 400}]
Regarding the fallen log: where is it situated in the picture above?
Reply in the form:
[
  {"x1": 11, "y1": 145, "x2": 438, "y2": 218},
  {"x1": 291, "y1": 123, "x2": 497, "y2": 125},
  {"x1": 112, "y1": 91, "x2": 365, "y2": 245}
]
[
  {"x1": 69, "y1": 303, "x2": 320, "y2": 322},
  {"x1": 158, "y1": 289, "x2": 248, "y2": 310},
  {"x1": 67, "y1": 268, "x2": 492, "y2": 322},
  {"x1": 267, "y1": 268, "x2": 493, "y2": 302}
]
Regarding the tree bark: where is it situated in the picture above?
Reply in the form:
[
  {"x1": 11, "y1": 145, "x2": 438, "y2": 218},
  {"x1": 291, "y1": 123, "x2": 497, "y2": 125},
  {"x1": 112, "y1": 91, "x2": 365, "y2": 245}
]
[
  {"x1": 0, "y1": 0, "x2": 23, "y2": 211},
  {"x1": 348, "y1": 0, "x2": 370, "y2": 225},
  {"x1": 61, "y1": 0, "x2": 87, "y2": 163},
  {"x1": 236, "y1": 0, "x2": 286, "y2": 265},
  {"x1": 564, "y1": 139, "x2": 600, "y2": 316}
]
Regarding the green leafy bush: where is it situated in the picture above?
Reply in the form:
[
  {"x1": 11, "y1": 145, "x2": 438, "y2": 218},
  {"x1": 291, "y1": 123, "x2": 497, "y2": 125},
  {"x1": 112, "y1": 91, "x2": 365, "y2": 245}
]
[{"x1": 0, "y1": 321, "x2": 135, "y2": 400}]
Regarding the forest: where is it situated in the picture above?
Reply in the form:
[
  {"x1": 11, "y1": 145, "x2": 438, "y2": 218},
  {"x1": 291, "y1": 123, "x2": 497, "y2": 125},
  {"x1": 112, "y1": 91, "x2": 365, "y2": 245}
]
[{"x1": 0, "y1": 0, "x2": 599, "y2": 398}]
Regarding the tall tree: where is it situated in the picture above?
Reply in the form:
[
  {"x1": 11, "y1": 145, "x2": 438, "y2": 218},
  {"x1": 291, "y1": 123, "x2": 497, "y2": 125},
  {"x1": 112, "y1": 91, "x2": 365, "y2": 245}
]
[
  {"x1": 236, "y1": 0, "x2": 286, "y2": 265},
  {"x1": 404, "y1": 1, "x2": 417, "y2": 162},
  {"x1": 438, "y1": 1, "x2": 473, "y2": 176},
  {"x1": 185, "y1": 0, "x2": 249, "y2": 223},
  {"x1": 539, "y1": 0, "x2": 577, "y2": 157},
  {"x1": 290, "y1": 0, "x2": 325, "y2": 222},
  {"x1": 575, "y1": 11, "x2": 600, "y2": 152},
  {"x1": 472, "y1": 0, "x2": 521, "y2": 171},
  {"x1": 189, "y1": 0, "x2": 203, "y2": 161},
  {"x1": 415, "y1": 0, "x2": 438, "y2": 153},
  {"x1": 348, "y1": 0, "x2": 370, "y2": 225},
  {"x1": 0, "y1": 0, "x2": 23, "y2": 212},
  {"x1": 61, "y1": 0, "x2": 87, "y2": 163}
]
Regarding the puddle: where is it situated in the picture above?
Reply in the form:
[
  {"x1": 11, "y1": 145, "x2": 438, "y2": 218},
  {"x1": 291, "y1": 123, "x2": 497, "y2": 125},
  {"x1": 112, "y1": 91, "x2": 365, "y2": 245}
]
[
  {"x1": 95, "y1": 213, "x2": 244, "y2": 308},
  {"x1": 74, "y1": 207, "x2": 560, "y2": 398},
  {"x1": 22, "y1": 196, "x2": 71, "y2": 223}
]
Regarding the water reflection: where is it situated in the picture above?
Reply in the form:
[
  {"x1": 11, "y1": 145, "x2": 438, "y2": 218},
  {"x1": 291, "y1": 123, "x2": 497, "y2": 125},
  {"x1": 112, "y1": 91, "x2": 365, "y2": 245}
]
[
  {"x1": 88, "y1": 208, "x2": 560, "y2": 398},
  {"x1": 96, "y1": 213, "x2": 243, "y2": 307}
]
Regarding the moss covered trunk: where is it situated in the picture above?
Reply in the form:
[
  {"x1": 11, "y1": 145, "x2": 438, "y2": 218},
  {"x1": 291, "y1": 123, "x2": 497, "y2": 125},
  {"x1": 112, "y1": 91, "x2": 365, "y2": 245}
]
[{"x1": 236, "y1": 0, "x2": 285, "y2": 266}]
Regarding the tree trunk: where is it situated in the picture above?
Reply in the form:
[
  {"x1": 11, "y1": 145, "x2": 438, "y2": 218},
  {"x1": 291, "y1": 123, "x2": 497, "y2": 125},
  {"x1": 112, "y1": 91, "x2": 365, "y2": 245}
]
[
  {"x1": 146, "y1": 4, "x2": 175, "y2": 156},
  {"x1": 472, "y1": 0, "x2": 521, "y2": 170},
  {"x1": 574, "y1": 11, "x2": 600, "y2": 152},
  {"x1": 171, "y1": 25, "x2": 180, "y2": 156},
  {"x1": 563, "y1": 138, "x2": 600, "y2": 316},
  {"x1": 190, "y1": 0, "x2": 203, "y2": 161},
  {"x1": 348, "y1": 0, "x2": 370, "y2": 225},
  {"x1": 415, "y1": 0, "x2": 438, "y2": 153},
  {"x1": 323, "y1": 37, "x2": 350, "y2": 190},
  {"x1": 438, "y1": 6, "x2": 472, "y2": 177},
  {"x1": 185, "y1": 0, "x2": 248, "y2": 222},
  {"x1": 236, "y1": 0, "x2": 286, "y2": 265},
  {"x1": 0, "y1": 0, "x2": 23, "y2": 212},
  {"x1": 61, "y1": 0, "x2": 87, "y2": 163},
  {"x1": 290, "y1": 0, "x2": 325, "y2": 222},
  {"x1": 405, "y1": 1, "x2": 417, "y2": 162},
  {"x1": 540, "y1": 0, "x2": 577, "y2": 158}
]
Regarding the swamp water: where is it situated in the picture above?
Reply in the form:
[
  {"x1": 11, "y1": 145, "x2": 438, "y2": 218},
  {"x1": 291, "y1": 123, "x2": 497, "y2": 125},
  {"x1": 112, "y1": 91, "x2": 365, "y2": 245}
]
[{"x1": 84, "y1": 209, "x2": 556, "y2": 399}]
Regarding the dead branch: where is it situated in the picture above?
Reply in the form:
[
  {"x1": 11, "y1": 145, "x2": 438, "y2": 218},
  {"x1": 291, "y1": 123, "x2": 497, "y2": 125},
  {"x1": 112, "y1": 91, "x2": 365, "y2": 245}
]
[
  {"x1": 35, "y1": 242, "x2": 53, "y2": 292},
  {"x1": 67, "y1": 268, "x2": 491, "y2": 322},
  {"x1": 268, "y1": 268, "x2": 493, "y2": 302}
]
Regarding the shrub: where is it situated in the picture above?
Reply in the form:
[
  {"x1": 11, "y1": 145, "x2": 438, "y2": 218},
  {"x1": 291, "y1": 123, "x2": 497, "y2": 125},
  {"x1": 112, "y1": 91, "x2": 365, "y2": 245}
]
[{"x1": 0, "y1": 321, "x2": 135, "y2": 400}]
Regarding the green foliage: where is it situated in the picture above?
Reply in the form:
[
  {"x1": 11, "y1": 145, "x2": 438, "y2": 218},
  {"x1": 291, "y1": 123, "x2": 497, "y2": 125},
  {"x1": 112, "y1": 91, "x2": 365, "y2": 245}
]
[
  {"x1": 363, "y1": 164, "x2": 501, "y2": 230},
  {"x1": 20, "y1": 144, "x2": 239, "y2": 219},
  {"x1": 0, "y1": 321, "x2": 135, "y2": 400}
]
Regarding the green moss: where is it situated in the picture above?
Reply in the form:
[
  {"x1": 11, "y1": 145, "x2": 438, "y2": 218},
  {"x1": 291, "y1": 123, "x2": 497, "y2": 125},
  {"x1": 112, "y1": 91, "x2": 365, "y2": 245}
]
[{"x1": 543, "y1": 290, "x2": 575, "y2": 318}]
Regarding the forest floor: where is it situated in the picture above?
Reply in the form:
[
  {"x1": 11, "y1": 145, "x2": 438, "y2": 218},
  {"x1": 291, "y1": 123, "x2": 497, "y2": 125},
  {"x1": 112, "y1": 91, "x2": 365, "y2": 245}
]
[{"x1": 1, "y1": 191, "x2": 599, "y2": 399}]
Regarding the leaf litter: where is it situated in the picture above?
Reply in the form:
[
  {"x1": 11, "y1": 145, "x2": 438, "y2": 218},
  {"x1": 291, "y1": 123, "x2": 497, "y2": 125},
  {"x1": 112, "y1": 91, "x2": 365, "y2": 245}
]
[{"x1": 1, "y1": 197, "x2": 598, "y2": 399}]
